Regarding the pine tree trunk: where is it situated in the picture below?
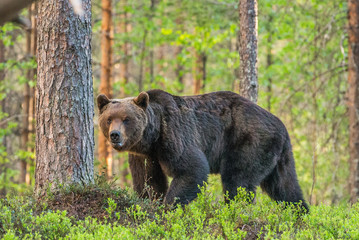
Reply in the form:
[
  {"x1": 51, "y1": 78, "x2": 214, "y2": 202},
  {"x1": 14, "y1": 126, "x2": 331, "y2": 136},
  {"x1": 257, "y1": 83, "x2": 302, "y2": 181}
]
[
  {"x1": 348, "y1": 0, "x2": 359, "y2": 204},
  {"x1": 35, "y1": 0, "x2": 94, "y2": 197},
  {"x1": 20, "y1": 5, "x2": 32, "y2": 184},
  {"x1": 98, "y1": 0, "x2": 113, "y2": 179},
  {"x1": 21, "y1": 3, "x2": 37, "y2": 185},
  {"x1": 0, "y1": 39, "x2": 5, "y2": 196},
  {"x1": 238, "y1": 0, "x2": 258, "y2": 103},
  {"x1": 27, "y1": 2, "x2": 37, "y2": 185}
]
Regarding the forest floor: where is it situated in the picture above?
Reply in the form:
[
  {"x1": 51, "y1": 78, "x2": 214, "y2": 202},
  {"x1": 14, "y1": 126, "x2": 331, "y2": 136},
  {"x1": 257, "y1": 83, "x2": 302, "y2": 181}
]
[{"x1": 0, "y1": 178, "x2": 358, "y2": 239}]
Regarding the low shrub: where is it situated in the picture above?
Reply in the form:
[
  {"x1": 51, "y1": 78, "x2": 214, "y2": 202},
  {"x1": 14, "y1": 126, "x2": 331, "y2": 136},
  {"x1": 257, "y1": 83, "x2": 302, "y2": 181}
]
[{"x1": 0, "y1": 181, "x2": 358, "y2": 239}]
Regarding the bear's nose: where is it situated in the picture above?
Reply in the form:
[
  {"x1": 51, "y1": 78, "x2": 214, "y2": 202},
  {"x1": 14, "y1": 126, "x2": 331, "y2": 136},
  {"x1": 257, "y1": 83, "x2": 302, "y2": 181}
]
[{"x1": 110, "y1": 131, "x2": 121, "y2": 142}]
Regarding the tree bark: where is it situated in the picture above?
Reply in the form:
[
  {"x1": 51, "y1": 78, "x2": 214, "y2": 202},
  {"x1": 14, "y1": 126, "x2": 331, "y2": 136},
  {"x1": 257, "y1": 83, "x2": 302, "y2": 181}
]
[
  {"x1": 98, "y1": 0, "x2": 113, "y2": 179},
  {"x1": 238, "y1": 0, "x2": 258, "y2": 103},
  {"x1": 35, "y1": 0, "x2": 94, "y2": 197},
  {"x1": 348, "y1": 0, "x2": 359, "y2": 204}
]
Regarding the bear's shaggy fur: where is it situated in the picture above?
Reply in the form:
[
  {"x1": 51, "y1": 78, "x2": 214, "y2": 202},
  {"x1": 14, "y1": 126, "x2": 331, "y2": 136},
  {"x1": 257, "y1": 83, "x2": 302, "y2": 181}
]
[{"x1": 97, "y1": 89, "x2": 309, "y2": 212}]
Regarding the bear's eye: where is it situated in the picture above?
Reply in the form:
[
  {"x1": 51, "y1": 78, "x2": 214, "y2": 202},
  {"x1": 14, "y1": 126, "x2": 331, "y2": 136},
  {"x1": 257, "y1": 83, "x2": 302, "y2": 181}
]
[
  {"x1": 123, "y1": 118, "x2": 130, "y2": 124},
  {"x1": 107, "y1": 118, "x2": 112, "y2": 125}
]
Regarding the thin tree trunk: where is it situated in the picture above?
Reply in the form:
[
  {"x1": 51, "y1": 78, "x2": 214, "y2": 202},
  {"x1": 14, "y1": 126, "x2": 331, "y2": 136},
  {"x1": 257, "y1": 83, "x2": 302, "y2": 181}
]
[
  {"x1": 266, "y1": 15, "x2": 273, "y2": 111},
  {"x1": 238, "y1": 0, "x2": 258, "y2": 103},
  {"x1": 98, "y1": 0, "x2": 113, "y2": 180},
  {"x1": 27, "y1": 2, "x2": 37, "y2": 185},
  {"x1": 35, "y1": 0, "x2": 94, "y2": 197},
  {"x1": 0, "y1": 39, "x2": 5, "y2": 195},
  {"x1": 348, "y1": 0, "x2": 359, "y2": 204},
  {"x1": 138, "y1": 31, "x2": 147, "y2": 92},
  {"x1": 174, "y1": 15, "x2": 184, "y2": 92},
  {"x1": 119, "y1": 0, "x2": 130, "y2": 98},
  {"x1": 202, "y1": 53, "x2": 207, "y2": 91},
  {"x1": 193, "y1": 51, "x2": 205, "y2": 95},
  {"x1": 175, "y1": 45, "x2": 184, "y2": 92},
  {"x1": 149, "y1": 46, "x2": 154, "y2": 83},
  {"x1": 20, "y1": 5, "x2": 32, "y2": 184}
]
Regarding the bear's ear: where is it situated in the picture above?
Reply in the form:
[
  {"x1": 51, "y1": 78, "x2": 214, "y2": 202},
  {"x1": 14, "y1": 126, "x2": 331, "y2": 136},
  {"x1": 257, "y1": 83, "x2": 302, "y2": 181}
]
[
  {"x1": 133, "y1": 92, "x2": 149, "y2": 110},
  {"x1": 97, "y1": 94, "x2": 110, "y2": 113}
]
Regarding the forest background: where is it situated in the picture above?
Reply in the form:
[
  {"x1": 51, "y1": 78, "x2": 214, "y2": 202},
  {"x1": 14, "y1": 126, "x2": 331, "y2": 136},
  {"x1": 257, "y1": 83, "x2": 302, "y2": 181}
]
[{"x1": 0, "y1": 0, "x2": 350, "y2": 207}]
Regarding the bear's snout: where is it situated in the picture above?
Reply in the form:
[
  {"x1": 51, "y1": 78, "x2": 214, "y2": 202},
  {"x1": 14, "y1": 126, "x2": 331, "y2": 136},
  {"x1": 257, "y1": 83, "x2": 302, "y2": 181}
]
[{"x1": 110, "y1": 130, "x2": 122, "y2": 143}]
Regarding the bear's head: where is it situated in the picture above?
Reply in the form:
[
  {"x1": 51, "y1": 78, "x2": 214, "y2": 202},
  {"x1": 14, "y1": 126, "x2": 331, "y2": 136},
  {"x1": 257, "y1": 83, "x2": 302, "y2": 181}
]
[{"x1": 97, "y1": 92, "x2": 149, "y2": 152}]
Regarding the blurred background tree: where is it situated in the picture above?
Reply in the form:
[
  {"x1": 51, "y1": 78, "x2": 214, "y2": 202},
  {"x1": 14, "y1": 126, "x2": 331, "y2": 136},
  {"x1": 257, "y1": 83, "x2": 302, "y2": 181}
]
[{"x1": 0, "y1": 0, "x2": 351, "y2": 205}]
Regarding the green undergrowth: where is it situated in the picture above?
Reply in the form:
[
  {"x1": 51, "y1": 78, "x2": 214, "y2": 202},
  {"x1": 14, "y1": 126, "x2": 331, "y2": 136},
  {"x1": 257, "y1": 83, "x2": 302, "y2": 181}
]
[{"x1": 0, "y1": 180, "x2": 358, "y2": 240}]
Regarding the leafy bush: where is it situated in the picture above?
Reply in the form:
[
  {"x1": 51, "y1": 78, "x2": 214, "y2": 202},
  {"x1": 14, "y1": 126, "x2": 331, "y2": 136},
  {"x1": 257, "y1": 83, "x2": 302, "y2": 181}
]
[{"x1": 0, "y1": 183, "x2": 358, "y2": 239}]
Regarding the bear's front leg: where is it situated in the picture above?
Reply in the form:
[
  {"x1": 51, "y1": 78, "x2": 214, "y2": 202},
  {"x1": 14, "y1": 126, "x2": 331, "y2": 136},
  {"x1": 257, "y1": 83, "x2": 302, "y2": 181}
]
[
  {"x1": 163, "y1": 149, "x2": 209, "y2": 205},
  {"x1": 129, "y1": 154, "x2": 168, "y2": 199}
]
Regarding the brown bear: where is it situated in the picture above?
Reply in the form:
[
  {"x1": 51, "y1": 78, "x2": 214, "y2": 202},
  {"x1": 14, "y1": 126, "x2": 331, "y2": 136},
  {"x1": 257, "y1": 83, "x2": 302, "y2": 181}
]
[{"x1": 97, "y1": 89, "x2": 309, "y2": 212}]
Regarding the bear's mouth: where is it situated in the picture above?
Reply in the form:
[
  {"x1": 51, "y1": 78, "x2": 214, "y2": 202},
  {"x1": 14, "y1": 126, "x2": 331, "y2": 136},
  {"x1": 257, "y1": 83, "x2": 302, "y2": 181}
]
[{"x1": 111, "y1": 141, "x2": 125, "y2": 150}]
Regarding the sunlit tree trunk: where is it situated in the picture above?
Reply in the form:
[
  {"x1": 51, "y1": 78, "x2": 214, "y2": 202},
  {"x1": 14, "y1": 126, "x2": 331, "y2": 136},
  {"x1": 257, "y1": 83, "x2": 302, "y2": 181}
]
[
  {"x1": 98, "y1": 0, "x2": 113, "y2": 179},
  {"x1": 348, "y1": 0, "x2": 359, "y2": 204},
  {"x1": 35, "y1": 0, "x2": 94, "y2": 197},
  {"x1": 20, "y1": 3, "x2": 37, "y2": 185},
  {"x1": 27, "y1": 2, "x2": 37, "y2": 185},
  {"x1": 238, "y1": 0, "x2": 258, "y2": 103}
]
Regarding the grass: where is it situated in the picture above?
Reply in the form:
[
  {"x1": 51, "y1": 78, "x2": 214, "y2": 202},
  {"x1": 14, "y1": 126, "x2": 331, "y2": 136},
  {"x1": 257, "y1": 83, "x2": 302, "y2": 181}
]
[{"x1": 0, "y1": 177, "x2": 358, "y2": 239}]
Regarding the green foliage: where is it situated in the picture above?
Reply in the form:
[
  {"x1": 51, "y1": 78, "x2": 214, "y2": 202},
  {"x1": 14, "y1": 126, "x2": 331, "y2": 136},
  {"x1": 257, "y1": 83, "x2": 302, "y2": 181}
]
[
  {"x1": 104, "y1": 0, "x2": 350, "y2": 205},
  {"x1": 1, "y1": 186, "x2": 359, "y2": 239},
  {"x1": 0, "y1": 0, "x2": 353, "y2": 210},
  {"x1": 0, "y1": 21, "x2": 36, "y2": 195}
]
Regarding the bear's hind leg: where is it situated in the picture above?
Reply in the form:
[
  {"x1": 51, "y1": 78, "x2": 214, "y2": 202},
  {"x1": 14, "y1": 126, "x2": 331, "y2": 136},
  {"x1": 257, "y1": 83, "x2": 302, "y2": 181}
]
[
  {"x1": 220, "y1": 154, "x2": 260, "y2": 203},
  {"x1": 260, "y1": 161, "x2": 309, "y2": 213},
  {"x1": 129, "y1": 154, "x2": 168, "y2": 199}
]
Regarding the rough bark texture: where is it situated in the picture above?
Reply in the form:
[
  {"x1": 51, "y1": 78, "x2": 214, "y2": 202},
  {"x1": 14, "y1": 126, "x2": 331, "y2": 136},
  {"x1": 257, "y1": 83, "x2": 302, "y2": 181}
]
[
  {"x1": 35, "y1": 0, "x2": 94, "y2": 197},
  {"x1": 238, "y1": 0, "x2": 258, "y2": 103},
  {"x1": 98, "y1": 0, "x2": 113, "y2": 179},
  {"x1": 348, "y1": 0, "x2": 359, "y2": 204}
]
